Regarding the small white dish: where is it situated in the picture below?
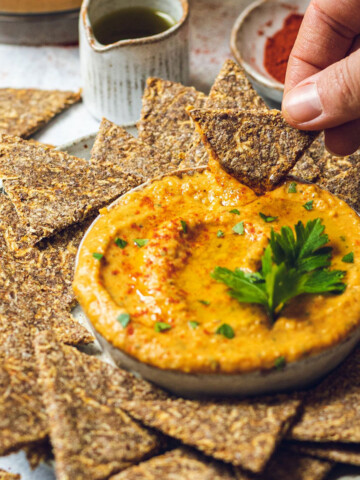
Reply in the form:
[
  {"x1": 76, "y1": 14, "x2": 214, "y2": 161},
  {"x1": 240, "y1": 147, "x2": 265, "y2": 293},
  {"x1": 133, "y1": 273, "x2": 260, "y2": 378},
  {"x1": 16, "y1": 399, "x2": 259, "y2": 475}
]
[{"x1": 230, "y1": 0, "x2": 309, "y2": 104}]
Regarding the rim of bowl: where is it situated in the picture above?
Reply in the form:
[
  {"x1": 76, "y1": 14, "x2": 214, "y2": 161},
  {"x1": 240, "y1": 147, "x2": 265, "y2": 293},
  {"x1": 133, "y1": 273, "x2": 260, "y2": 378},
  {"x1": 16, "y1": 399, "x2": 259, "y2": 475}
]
[
  {"x1": 230, "y1": 0, "x2": 284, "y2": 93},
  {"x1": 81, "y1": 0, "x2": 189, "y2": 53}
]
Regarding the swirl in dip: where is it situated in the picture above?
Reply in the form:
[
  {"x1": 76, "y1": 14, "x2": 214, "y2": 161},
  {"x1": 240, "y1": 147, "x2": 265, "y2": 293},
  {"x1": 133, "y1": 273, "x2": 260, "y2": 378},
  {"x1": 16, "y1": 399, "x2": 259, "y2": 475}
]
[{"x1": 74, "y1": 161, "x2": 360, "y2": 374}]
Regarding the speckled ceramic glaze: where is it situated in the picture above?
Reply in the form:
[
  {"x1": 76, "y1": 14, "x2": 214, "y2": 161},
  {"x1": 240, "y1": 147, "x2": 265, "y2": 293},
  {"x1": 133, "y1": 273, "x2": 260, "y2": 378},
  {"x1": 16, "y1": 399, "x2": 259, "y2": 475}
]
[
  {"x1": 80, "y1": 0, "x2": 189, "y2": 125},
  {"x1": 231, "y1": 0, "x2": 309, "y2": 104}
]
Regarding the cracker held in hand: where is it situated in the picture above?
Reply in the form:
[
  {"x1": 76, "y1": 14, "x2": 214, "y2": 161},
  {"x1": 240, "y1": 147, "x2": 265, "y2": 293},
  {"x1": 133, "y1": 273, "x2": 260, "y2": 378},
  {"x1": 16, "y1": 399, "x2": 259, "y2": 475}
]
[
  {"x1": 110, "y1": 448, "x2": 235, "y2": 480},
  {"x1": 288, "y1": 440, "x2": 360, "y2": 467},
  {"x1": 122, "y1": 393, "x2": 301, "y2": 473},
  {"x1": 34, "y1": 332, "x2": 162, "y2": 480},
  {"x1": 289, "y1": 347, "x2": 360, "y2": 442},
  {"x1": 0, "y1": 135, "x2": 139, "y2": 245},
  {"x1": 0, "y1": 88, "x2": 80, "y2": 138},
  {"x1": 189, "y1": 108, "x2": 319, "y2": 193}
]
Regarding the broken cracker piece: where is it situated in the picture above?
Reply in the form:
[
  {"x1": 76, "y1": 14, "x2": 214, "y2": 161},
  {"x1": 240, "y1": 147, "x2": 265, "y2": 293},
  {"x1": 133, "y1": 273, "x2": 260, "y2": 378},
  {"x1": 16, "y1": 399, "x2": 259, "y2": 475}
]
[
  {"x1": 288, "y1": 440, "x2": 360, "y2": 467},
  {"x1": 110, "y1": 448, "x2": 235, "y2": 480},
  {"x1": 34, "y1": 332, "x2": 162, "y2": 480},
  {"x1": 189, "y1": 108, "x2": 318, "y2": 193},
  {"x1": 0, "y1": 470, "x2": 21, "y2": 480},
  {"x1": 289, "y1": 347, "x2": 360, "y2": 443},
  {"x1": 0, "y1": 88, "x2": 80, "y2": 138}
]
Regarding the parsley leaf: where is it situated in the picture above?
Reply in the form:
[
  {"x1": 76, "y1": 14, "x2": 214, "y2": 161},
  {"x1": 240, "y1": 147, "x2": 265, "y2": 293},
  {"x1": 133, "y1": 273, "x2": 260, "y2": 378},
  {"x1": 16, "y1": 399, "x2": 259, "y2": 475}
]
[
  {"x1": 212, "y1": 219, "x2": 346, "y2": 323},
  {"x1": 216, "y1": 323, "x2": 235, "y2": 339},
  {"x1": 115, "y1": 237, "x2": 127, "y2": 249},
  {"x1": 117, "y1": 313, "x2": 130, "y2": 328},
  {"x1": 274, "y1": 356, "x2": 286, "y2": 369},
  {"x1": 288, "y1": 182, "x2": 297, "y2": 193},
  {"x1": 198, "y1": 300, "x2": 210, "y2": 306},
  {"x1": 154, "y1": 322, "x2": 172, "y2": 332},
  {"x1": 342, "y1": 252, "x2": 354, "y2": 263},
  {"x1": 217, "y1": 230, "x2": 225, "y2": 238},
  {"x1": 259, "y1": 212, "x2": 278, "y2": 223},
  {"x1": 230, "y1": 209, "x2": 240, "y2": 215},
  {"x1": 92, "y1": 252, "x2": 103, "y2": 260},
  {"x1": 303, "y1": 200, "x2": 314, "y2": 211},
  {"x1": 180, "y1": 220, "x2": 188, "y2": 233},
  {"x1": 134, "y1": 239, "x2": 149, "y2": 248},
  {"x1": 233, "y1": 221, "x2": 245, "y2": 235},
  {"x1": 189, "y1": 321, "x2": 199, "y2": 329}
]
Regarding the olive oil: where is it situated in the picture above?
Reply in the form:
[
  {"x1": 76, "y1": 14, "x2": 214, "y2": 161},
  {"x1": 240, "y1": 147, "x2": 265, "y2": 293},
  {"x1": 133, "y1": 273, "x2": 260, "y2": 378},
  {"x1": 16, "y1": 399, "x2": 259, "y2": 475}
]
[{"x1": 93, "y1": 6, "x2": 176, "y2": 45}]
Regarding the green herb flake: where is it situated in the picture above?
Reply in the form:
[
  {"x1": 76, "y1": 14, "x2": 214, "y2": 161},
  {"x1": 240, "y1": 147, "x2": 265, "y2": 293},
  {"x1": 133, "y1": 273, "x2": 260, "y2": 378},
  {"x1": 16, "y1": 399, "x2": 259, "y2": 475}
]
[
  {"x1": 233, "y1": 221, "x2": 245, "y2": 235},
  {"x1": 259, "y1": 212, "x2": 278, "y2": 223},
  {"x1": 217, "y1": 230, "x2": 225, "y2": 238},
  {"x1": 189, "y1": 321, "x2": 199, "y2": 329},
  {"x1": 340, "y1": 235, "x2": 346, "y2": 242},
  {"x1": 216, "y1": 323, "x2": 235, "y2": 339},
  {"x1": 92, "y1": 252, "x2": 103, "y2": 260},
  {"x1": 288, "y1": 182, "x2": 297, "y2": 193},
  {"x1": 117, "y1": 313, "x2": 130, "y2": 328},
  {"x1": 180, "y1": 220, "x2": 188, "y2": 233},
  {"x1": 134, "y1": 239, "x2": 149, "y2": 248},
  {"x1": 115, "y1": 237, "x2": 127, "y2": 249},
  {"x1": 198, "y1": 300, "x2": 210, "y2": 306},
  {"x1": 342, "y1": 252, "x2": 354, "y2": 263},
  {"x1": 229, "y1": 209, "x2": 240, "y2": 215},
  {"x1": 274, "y1": 356, "x2": 286, "y2": 370},
  {"x1": 303, "y1": 200, "x2": 314, "y2": 211},
  {"x1": 154, "y1": 322, "x2": 172, "y2": 333}
]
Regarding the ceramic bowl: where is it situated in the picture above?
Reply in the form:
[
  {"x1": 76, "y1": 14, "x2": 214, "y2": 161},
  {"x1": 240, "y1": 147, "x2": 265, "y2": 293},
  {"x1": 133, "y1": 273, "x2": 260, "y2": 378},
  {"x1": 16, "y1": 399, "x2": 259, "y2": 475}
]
[
  {"x1": 75, "y1": 168, "x2": 360, "y2": 398},
  {"x1": 230, "y1": 0, "x2": 310, "y2": 105}
]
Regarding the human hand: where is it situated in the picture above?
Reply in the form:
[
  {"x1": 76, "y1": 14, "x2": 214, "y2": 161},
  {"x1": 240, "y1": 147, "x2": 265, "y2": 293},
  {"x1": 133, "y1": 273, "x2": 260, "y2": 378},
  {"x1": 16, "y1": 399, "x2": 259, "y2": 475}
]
[{"x1": 282, "y1": 0, "x2": 360, "y2": 156}]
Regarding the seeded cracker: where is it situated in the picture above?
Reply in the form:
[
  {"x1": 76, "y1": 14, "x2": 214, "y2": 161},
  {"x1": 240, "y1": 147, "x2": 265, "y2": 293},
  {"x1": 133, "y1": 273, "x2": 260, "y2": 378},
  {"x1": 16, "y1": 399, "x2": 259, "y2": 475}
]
[
  {"x1": 0, "y1": 470, "x2": 20, "y2": 480},
  {"x1": 34, "y1": 332, "x2": 162, "y2": 480},
  {"x1": 0, "y1": 135, "x2": 140, "y2": 245},
  {"x1": 188, "y1": 108, "x2": 319, "y2": 193},
  {"x1": 0, "y1": 88, "x2": 80, "y2": 138},
  {"x1": 289, "y1": 347, "x2": 360, "y2": 442},
  {"x1": 288, "y1": 440, "x2": 360, "y2": 467},
  {"x1": 91, "y1": 118, "x2": 181, "y2": 182},
  {"x1": 110, "y1": 448, "x2": 235, "y2": 480},
  {"x1": 137, "y1": 78, "x2": 206, "y2": 161}
]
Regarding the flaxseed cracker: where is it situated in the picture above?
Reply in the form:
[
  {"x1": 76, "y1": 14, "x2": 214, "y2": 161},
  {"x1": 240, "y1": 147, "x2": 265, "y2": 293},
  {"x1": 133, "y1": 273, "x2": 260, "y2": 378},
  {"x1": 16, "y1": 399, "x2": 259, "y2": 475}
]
[
  {"x1": 137, "y1": 78, "x2": 206, "y2": 161},
  {"x1": 0, "y1": 88, "x2": 81, "y2": 138},
  {"x1": 34, "y1": 332, "x2": 162, "y2": 480},
  {"x1": 234, "y1": 447, "x2": 333, "y2": 480},
  {"x1": 188, "y1": 108, "x2": 319, "y2": 193},
  {"x1": 289, "y1": 347, "x2": 360, "y2": 443},
  {"x1": 0, "y1": 135, "x2": 139, "y2": 245},
  {"x1": 122, "y1": 392, "x2": 301, "y2": 473},
  {"x1": 0, "y1": 470, "x2": 20, "y2": 480},
  {"x1": 288, "y1": 440, "x2": 360, "y2": 467},
  {"x1": 24, "y1": 440, "x2": 52, "y2": 470},
  {"x1": 110, "y1": 448, "x2": 235, "y2": 480},
  {"x1": 91, "y1": 118, "x2": 181, "y2": 183}
]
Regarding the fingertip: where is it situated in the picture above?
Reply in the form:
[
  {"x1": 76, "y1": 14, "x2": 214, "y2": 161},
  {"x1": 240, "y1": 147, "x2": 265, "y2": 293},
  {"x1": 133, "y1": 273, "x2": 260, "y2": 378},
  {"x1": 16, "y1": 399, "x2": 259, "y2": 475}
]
[{"x1": 325, "y1": 121, "x2": 360, "y2": 156}]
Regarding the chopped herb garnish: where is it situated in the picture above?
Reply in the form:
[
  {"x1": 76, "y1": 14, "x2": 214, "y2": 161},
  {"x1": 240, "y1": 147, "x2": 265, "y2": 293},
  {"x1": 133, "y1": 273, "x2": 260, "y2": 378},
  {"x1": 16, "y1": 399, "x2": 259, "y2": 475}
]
[
  {"x1": 342, "y1": 252, "x2": 354, "y2": 263},
  {"x1": 117, "y1": 313, "x2": 130, "y2": 328},
  {"x1": 288, "y1": 182, "x2": 297, "y2": 193},
  {"x1": 259, "y1": 212, "x2": 278, "y2": 223},
  {"x1": 233, "y1": 221, "x2": 245, "y2": 235},
  {"x1": 189, "y1": 321, "x2": 199, "y2": 329},
  {"x1": 212, "y1": 219, "x2": 346, "y2": 323},
  {"x1": 180, "y1": 220, "x2": 188, "y2": 233},
  {"x1": 216, "y1": 323, "x2": 235, "y2": 339},
  {"x1": 92, "y1": 252, "x2": 103, "y2": 260},
  {"x1": 229, "y1": 209, "x2": 240, "y2": 215},
  {"x1": 115, "y1": 237, "x2": 127, "y2": 249},
  {"x1": 274, "y1": 356, "x2": 286, "y2": 370},
  {"x1": 156, "y1": 203, "x2": 162, "y2": 207},
  {"x1": 340, "y1": 235, "x2": 346, "y2": 242},
  {"x1": 217, "y1": 230, "x2": 225, "y2": 238},
  {"x1": 303, "y1": 200, "x2": 314, "y2": 211},
  {"x1": 154, "y1": 322, "x2": 172, "y2": 333},
  {"x1": 198, "y1": 300, "x2": 210, "y2": 306},
  {"x1": 134, "y1": 239, "x2": 149, "y2": 248}
]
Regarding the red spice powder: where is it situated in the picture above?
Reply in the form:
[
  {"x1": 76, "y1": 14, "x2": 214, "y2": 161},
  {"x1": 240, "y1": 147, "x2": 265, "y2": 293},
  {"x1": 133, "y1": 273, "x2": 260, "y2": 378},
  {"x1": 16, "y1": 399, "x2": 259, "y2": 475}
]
[{"x1": 264, "y1": 13, "x2": 303, "y2": 84}]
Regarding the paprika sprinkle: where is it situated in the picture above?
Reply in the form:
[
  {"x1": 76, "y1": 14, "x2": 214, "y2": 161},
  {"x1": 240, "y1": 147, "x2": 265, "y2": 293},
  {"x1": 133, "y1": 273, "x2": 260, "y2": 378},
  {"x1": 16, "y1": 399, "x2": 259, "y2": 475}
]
[{"x1": 264, "y1": 13, "x2": 303, "y2": 84}]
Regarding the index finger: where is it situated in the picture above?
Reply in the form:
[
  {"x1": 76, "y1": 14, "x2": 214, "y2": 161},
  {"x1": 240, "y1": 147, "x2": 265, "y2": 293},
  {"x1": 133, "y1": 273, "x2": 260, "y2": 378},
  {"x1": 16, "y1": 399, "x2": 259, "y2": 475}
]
[{"x1": 284, "y1": 0, "x2": 360, "y2": 94}]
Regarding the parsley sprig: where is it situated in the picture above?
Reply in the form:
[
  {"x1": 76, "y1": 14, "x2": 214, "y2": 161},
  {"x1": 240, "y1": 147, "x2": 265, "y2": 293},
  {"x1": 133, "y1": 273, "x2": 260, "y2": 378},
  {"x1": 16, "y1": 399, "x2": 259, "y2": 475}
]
[{"x1": 212, "y1": 219, "x2": 346, "y2": 323}]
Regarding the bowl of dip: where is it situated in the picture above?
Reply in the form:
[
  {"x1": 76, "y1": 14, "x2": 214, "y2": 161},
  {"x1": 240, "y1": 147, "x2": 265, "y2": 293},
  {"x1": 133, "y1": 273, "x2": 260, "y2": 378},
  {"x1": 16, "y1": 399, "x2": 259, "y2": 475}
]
[
  {"x1": 230, "y1": 0, "x2": 309, "y2": 105},
  {"x1": 74, "y1": 162, "x2": 360, "y2": 398}
]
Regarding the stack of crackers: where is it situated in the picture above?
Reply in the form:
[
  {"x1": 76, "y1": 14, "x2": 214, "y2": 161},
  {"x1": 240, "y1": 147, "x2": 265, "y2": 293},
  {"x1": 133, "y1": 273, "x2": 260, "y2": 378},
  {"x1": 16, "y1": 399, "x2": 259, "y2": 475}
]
[{"x1": 1, "y1": 61, "x2": 360, "y2": 480}]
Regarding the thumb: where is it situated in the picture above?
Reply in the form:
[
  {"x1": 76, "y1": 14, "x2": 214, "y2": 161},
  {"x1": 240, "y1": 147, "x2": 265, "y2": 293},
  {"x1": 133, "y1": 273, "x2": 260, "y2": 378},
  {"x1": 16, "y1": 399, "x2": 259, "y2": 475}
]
[{"x1": 282, "y1": 48, "x2": 360, "y2": 130}]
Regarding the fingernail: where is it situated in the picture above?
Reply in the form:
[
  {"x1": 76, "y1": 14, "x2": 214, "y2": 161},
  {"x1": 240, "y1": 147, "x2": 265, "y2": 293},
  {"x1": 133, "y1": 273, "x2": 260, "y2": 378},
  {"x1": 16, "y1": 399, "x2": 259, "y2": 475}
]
[{"x1": 283, "y1": 83, "x2": 323, "y2": 123}]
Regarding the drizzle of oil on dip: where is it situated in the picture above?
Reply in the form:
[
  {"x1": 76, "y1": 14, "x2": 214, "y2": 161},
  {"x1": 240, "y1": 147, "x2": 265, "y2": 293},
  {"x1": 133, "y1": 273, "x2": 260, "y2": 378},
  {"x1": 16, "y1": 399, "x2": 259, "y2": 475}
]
[
  {"x1": 74, "y1": 161, "x2": 360, "y2": 374},
  {"x1": 92, "y1": 7, "x2": 176, "y2": 44}
]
